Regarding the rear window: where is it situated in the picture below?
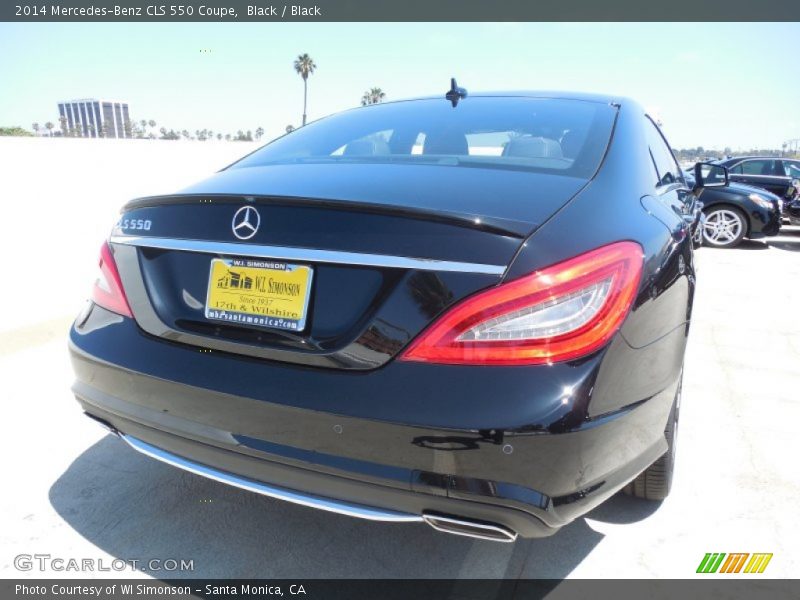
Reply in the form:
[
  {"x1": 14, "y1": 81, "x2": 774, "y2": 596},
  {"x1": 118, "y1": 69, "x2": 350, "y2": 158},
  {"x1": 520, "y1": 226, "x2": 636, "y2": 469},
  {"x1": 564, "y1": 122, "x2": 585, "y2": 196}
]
[{"x1": 231, "y1": 97, "x2": 617, "y2": 179}]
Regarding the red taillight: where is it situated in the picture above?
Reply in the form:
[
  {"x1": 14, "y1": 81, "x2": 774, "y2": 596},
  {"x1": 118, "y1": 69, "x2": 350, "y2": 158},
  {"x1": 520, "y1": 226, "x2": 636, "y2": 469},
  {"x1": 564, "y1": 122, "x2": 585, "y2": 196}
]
[
  {"x1": 400, "y1": 241, "x2": 643, "y2": 366},
  {"x1": 91, "y1": 242, "x2": 132, "y2": 318}
]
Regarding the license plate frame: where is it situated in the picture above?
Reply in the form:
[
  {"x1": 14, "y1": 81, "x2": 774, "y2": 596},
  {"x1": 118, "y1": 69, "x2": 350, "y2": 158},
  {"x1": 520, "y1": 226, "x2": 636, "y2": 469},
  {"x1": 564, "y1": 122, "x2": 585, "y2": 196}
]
[{"x1": 204, "y1": 257, "x2": 314, "y2": 332}]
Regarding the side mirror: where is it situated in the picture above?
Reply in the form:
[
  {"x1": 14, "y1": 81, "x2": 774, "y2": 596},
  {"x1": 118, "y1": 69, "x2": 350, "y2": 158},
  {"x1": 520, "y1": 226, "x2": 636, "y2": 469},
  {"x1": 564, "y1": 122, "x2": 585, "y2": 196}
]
[{"x1": 694, "y1": 162, "x2": 729, "y2": 188}]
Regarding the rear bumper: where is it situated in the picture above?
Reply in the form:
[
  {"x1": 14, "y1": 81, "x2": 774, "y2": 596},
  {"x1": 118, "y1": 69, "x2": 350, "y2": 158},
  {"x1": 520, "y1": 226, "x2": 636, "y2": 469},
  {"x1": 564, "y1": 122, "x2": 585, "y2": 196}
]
[
  {"x1": 69, "y1": 306, "x2": 677, "y2": 539},
  {"x1": 84, "y1": 413, "x2": 520, "y2": 542}
]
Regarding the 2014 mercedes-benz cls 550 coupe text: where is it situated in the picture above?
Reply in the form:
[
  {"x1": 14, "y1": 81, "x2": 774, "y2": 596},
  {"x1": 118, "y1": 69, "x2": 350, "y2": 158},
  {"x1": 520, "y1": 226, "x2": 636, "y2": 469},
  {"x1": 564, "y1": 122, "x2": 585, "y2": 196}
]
[{"x1": 70, "y1": 89, "x2": 706, "y2": 542}]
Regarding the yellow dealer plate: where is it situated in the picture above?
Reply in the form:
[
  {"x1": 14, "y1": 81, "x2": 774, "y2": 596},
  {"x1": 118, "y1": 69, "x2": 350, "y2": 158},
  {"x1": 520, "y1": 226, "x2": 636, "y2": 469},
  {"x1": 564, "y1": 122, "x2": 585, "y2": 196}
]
[{"x1": 205, "y1": 258, "x2": 313, "y2": 332}]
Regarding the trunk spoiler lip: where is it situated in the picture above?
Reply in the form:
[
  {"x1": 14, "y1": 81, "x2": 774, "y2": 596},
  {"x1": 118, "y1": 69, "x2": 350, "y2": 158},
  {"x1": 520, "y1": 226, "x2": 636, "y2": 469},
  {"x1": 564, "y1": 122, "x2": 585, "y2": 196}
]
[{"x1": 121, "y1": 193, "x2": 535, "y2": 239}]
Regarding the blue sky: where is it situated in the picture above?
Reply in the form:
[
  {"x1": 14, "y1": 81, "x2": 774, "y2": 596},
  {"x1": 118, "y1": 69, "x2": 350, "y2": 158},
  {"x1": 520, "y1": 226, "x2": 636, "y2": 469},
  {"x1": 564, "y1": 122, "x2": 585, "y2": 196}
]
[{"x1": 1, "y1": 22, "x2": 798, "y2": 148}]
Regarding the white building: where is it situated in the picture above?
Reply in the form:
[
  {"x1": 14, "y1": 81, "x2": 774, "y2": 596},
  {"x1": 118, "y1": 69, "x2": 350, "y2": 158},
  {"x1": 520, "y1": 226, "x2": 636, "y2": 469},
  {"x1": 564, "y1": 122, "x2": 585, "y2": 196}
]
[{"x1": 57, "y1": 99, "x2": 131, "y2": 138}]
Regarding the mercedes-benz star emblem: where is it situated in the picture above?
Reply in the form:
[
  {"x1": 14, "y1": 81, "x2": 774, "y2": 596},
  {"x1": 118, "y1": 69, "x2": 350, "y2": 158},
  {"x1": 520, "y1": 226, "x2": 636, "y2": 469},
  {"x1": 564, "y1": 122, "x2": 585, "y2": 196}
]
[{"x1": 232, "y1": 206, "x2": 260, "y2": 240}]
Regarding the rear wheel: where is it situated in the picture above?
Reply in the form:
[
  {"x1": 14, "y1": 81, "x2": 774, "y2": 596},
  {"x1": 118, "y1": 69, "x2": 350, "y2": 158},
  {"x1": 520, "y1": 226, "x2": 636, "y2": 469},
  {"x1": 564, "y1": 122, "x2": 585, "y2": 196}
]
[
  {"x1": 702, "y1": 207, "x2": 746, "y2": 248},
  {"x1": 623, "y1": 374, "x2": 681, "y2": 501}
]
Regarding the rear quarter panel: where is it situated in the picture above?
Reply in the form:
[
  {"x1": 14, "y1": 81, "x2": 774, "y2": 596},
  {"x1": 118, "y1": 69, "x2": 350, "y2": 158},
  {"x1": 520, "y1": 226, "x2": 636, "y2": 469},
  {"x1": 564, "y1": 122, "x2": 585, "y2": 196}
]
[{"x1": 505, "y1": 100, "x2": 693, "y2": 417}]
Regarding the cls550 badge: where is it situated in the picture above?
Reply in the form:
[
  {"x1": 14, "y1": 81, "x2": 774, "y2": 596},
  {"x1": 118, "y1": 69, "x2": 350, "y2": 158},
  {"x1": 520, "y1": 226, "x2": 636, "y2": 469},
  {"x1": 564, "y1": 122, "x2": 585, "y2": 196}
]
[{"x1": 116, "y1": 218, "x2": 152, "y2": 232}]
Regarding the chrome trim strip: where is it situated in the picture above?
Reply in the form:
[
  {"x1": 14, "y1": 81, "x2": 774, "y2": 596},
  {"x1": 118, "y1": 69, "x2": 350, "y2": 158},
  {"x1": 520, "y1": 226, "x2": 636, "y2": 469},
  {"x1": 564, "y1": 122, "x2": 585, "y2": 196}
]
[
  {"x1": 422, "y1": 514, "x2": 518, "y2": 542},
  {"x1": 120, "y1": 434, "x2": 423, "y2": 523},
  {"x1": 109, "y1": 235, "x2": 506, "y2": 275},
  {"x1": 731, "y1": 174, "x2": 789, "y2": 181}
]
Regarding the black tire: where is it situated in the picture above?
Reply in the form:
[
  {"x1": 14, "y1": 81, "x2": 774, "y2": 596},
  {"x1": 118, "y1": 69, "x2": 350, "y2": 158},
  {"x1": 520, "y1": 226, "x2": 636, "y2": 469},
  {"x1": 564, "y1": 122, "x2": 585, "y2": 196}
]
[
  {"x1": 623, "y1": 375, "x2": 681, "y2": 501},
  {"x1": 702, "y1": 206, "x2": 747, "y2": 248}
]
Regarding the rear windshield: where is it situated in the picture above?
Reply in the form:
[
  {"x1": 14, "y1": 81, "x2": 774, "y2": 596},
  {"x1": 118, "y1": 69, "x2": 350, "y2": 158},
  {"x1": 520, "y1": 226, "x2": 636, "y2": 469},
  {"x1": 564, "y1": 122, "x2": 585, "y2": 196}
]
[{"x1": 230, "y1": 97, "x2": 617, "y2": 179}]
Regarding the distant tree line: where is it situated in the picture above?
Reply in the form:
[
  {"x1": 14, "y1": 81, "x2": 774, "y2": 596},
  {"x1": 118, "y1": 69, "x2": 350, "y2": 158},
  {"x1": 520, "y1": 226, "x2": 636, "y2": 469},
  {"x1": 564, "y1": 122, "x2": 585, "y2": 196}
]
[
  {"x1": 3, "y1": 119, "x2": 268, "y2": 142},
  {"x1": 0, "y1": 126, "x2": 35, "y2": 137},
  {"x1": 7, "y1": 124, "x2": 798, "y2": 162},
  {"x1": 673, "y1": 147, "x2": 799, "y2": 162}
]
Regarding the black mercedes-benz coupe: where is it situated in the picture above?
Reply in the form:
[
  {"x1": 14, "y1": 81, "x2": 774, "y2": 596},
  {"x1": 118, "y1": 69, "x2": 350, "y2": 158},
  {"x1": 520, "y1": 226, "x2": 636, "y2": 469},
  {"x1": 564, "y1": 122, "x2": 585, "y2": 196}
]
[{"x1": 70, "y1": 89, "x2": 706, "y2": 542}]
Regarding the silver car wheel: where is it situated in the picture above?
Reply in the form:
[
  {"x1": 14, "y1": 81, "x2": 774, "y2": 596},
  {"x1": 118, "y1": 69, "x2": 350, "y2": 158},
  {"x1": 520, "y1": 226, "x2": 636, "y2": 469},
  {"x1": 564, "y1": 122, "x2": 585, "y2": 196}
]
[{"x1": 702, "y1": 209, "x2": 744, "y2": 247}]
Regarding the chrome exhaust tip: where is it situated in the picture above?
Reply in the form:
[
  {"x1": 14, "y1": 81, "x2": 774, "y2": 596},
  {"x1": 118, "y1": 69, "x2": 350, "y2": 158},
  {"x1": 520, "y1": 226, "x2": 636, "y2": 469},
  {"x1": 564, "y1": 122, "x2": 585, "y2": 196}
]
[{"x1": 423, "y1": 513, "x2": 517, "y2": 542}]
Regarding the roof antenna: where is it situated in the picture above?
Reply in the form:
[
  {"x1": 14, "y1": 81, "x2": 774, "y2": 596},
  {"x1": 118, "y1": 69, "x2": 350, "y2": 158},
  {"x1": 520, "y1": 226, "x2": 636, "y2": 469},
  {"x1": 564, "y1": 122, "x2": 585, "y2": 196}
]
[{"x1": 445, "y1": 78, "x2": 468, "y2": 107}]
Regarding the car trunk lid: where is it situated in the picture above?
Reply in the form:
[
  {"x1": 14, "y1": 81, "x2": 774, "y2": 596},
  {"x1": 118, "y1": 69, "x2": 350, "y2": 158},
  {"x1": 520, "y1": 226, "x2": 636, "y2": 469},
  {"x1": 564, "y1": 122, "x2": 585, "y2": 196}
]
[{"x1": 111, "y1": 164, "x2": 587, "y2": 370}]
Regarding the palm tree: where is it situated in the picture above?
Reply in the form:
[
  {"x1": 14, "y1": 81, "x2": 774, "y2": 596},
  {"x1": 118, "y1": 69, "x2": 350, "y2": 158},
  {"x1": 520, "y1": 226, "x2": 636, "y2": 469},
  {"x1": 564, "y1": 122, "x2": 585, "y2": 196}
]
[
  {"x1": 59, "y1": 116, "x2": 68, "y2": 136},
  {"x1": 45, "y1": 122, "x2": 54, "y2": 137},
  {"x1": 293, "y1": 53, "x2": 316, "y2": 126},
  {"x1": 148, "y1": 119, "x2": 156, "y2": 129},
  {"x1": 255, "y1": 127, "x2": 264, "y2": 140},
  {"x1": 361, "y1": 87, "x2": 386, "y2": 106},
  {"x1": 32, "y1": 123, "x2": 40, "y2": 136}
]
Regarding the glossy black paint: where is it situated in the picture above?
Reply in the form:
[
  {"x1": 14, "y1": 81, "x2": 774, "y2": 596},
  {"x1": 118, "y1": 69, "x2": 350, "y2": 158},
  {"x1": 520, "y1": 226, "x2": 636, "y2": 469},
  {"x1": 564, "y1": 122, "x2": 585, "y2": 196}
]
[
  {"x1": 786, "y1": 195, "x2": 800, "y2": 226},
  {"x1": 70, "y1": 92, "x2": 695, "y2": 537},
  {"x1": 116, "y1": 201, "x2": 515, "y2": 369},
  {"x1": 684, "y1": 169, "x2": 782, "y2": 238},
  {"x1": 71, "y1": 307, "x2": 672, "y2": 536},
  {"x1": 716, "y1": 156, "x2": 799, "y2": 199},
  {"x1": 133, "y1": 244, "x2": 498, "y2": 369},
  {"x1": 169, "y1": 163, "x2": 590, "y2": 237}
]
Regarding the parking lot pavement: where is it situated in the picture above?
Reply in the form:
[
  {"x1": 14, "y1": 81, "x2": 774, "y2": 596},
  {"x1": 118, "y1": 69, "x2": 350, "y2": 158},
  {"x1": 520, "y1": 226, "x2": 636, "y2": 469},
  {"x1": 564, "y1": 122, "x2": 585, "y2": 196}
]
[{"x1": 1, "y1": 228, "x2": 798, "y2": 580}]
